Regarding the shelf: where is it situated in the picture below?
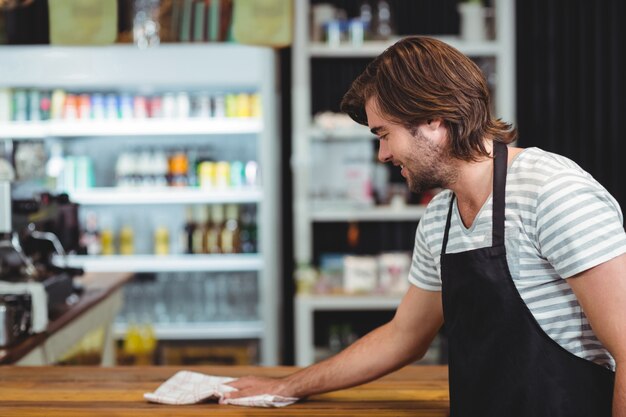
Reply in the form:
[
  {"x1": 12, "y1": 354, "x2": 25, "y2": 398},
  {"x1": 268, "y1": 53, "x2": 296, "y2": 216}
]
[
  {"x1": 309, "y1": 125, "x2": 374, "y2": 141},
  {"x1": 0, "y1": 44, "x2": 273, "y2": 88},
  {"x1": 311, "y1": 205, "x2": 426, "y2": 222},
  {"x1": 296, "y1": 294, "x2": 402, "y2": 310},
  {"x1": 114, "y1": 321, "x2": 264, "y2": 340},
  {"x1": 309, "y1": 36, "x2": 502, "y2": 58},
  {"x1": 69, "y1": 187, "x2": 262, "y2": 205},
  {"x1": 0, "y1": 119, "x2": 262, "y2": 139},
  {"x1": 58, "y1": 254, "x2": 263, "y2": 273}
]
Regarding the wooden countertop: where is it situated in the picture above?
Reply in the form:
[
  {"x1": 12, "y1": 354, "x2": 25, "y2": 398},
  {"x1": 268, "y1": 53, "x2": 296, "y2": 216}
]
[
  {"x1": 0, "y1": 272, "x2": 133, "y2": 364},
  {"x1": 0, "y1": 365, "x2": 450, "y2": 416}
]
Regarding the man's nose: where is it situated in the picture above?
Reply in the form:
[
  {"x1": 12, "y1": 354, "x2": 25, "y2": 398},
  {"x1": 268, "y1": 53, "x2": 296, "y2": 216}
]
[{"x1": 378, "y1": 140, "x2": 392, "y2": 163}]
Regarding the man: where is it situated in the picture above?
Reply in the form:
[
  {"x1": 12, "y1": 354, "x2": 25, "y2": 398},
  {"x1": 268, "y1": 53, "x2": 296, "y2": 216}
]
[{"x1": 225, "y1": 36, "x2": 626, "y2": 416}]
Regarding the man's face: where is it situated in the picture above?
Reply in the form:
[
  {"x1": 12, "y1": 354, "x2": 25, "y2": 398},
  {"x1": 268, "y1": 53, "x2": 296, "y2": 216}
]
[{"x1": 365, "y1": 97, "x2": 456, "y2": 194}]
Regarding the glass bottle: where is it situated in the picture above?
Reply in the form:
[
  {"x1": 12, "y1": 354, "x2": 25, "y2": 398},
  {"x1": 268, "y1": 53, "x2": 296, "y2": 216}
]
[
  {"x1": 182, "y1": 206, "x2": 195, "y2": 254},
  {"x1": 220, "y1": 204, "x2": 240, "y2": 254},
  {"x1": 206, "y1": 204, "x2": 224, "y2": 254},
  {"x1": 192, "y1": 205, "x2": 207, "y2": 254}
]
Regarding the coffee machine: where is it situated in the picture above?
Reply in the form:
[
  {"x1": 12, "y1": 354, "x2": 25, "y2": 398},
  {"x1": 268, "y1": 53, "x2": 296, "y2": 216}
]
[{"x1": 0, "y1": 178, "x2": 83, "y2": 347}]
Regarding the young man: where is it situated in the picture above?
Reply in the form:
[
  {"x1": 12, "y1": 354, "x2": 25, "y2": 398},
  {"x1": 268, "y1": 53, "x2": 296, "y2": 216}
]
[{"x1": 225, "y1": 36, "x2": 626, "y2": 416}]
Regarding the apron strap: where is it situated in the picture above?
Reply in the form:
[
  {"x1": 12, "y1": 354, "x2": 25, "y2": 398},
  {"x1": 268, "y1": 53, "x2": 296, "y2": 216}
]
[
  {"x1": 492, "y1": 141, "x2": 508, "y2": 247},
  {"x1": 441, "y1": 140, "x2": 508, "y2": 254},
  {"x1": 441, "y1": 194, "x2": 455, "y2": 255}
]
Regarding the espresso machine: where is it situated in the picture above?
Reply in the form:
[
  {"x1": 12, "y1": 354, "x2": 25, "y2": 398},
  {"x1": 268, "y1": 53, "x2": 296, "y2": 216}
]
[{"x1": 0, "y1": 177, "x2": 83, "y2": 347}]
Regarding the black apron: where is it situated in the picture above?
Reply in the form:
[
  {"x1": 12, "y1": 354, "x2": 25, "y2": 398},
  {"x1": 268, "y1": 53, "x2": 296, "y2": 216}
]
[{"x1": 440, "y1": 141, "x2": 615, "y2": 417}]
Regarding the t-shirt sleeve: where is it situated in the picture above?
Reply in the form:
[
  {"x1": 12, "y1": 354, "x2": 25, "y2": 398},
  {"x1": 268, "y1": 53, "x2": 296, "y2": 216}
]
[
  {"x1": 536, "y1": 172, "x2": 626, "y2": 278},
  {"x1": 408, "y1": 217, "x2": 442, "y2": 291}
]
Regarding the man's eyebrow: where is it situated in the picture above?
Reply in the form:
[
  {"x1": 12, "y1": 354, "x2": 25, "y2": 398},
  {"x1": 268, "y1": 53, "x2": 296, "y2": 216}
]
[{"x1": 370, "y1": 126, "x2": 383, "y2": 135}]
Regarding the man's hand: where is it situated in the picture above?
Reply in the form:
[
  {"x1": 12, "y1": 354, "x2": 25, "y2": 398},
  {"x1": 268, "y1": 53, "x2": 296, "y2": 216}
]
[{"x1": 223, "y1": 376, "x2": 294, "y2": 400}]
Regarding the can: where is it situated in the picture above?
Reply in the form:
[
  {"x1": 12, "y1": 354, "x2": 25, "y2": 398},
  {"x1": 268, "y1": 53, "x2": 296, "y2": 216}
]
[
  {"x1": 236, "y1": 93, "x2": 251, "y2": 118},
  {"x1": 225, "y1": 94, "x2": 237, "y2": 118},
  {"x1": 198, "y1": 161, "x2": 217, "y2": 189},
  {"x1": 250, "y1": 93, "x2": 262, "y2": 118},
  {"x1": 229, "y1": 160, "x2": 245, "y2": 188},
  {"x1": 215, "y1": 161, "x2": 231, "y2": 188}
]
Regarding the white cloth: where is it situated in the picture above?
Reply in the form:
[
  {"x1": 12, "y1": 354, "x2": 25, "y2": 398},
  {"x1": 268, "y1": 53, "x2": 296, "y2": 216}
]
[
  {"x1": 144, "y1": 370, "x2": 299, "y2": 408},
  {"x1": 0, "y1": 281, "x2": 48, "y2": 332}
]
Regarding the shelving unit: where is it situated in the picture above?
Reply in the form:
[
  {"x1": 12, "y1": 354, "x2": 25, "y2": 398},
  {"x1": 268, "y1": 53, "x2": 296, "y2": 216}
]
[
  {"x1": 114, "y1": 321, "x2": 264, "y2": 340},
  {"x1": 0, "y1": 44, "x2": 281, "y2": 365},
  {"x1": 58, "y1": 254, "x2": 263, "y2": 273},
  {"x1": 311, "y1": 205, "x2": 427, "y2": 222},
  {"x1": 292, "y1": 0, "x2": 516, "y2": 365},
  {"x1": 0, "y1": 118, "x2": 262, "y2": 139},
  {"x1": 68, "y1": 187, "x2": 262, "y2": 205}
]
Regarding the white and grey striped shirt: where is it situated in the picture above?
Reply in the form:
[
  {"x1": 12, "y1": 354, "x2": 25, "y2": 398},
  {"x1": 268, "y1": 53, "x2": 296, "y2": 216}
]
[{"x1": 410, "y1": 147, "x2": 626, "y2": 370}]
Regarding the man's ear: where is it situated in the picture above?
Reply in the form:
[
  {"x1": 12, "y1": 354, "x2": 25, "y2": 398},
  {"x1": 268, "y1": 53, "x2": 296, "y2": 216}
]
[{"x1": 426, "y1": 118, "x2": 444, "y2": 131}]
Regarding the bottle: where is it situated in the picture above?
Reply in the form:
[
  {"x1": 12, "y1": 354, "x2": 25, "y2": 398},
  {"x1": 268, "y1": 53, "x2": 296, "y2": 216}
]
[
  {"x1": 50, "y1": 89, "x2": 66, "y2": 120},
  {"x1": 101, "y1": 228, "x2": 115, "y2": 255},
  {"x1": 375, "y1": 0, "x2": 394, "y2": 40},
  {"x1": 206, "y1": 204, "x2": 224, "y2": 254},
  {"x1": 154, "y1": 225, "x2": 169, "y2": 255},
  {"x1": 133, "y1": 0, "x2": 161, "y2": 49},
  {"x1": 192, "y1": 205, "x2": 208, "y2": 254},
  {"x1": 169, "y1": 149, "x2": 189, "y2": 187},
  {"x1": 45, "y1": 142, "x2": 65, "y2": 192},
  {"x1": 137, "y1": 149, "x2": 153, "y2": 187},
  {"x1": 80, "y1": 211, "x2": 102, "y2": 255},
  {"x1": 239, "y1": 205, "x2": 257, "y2": 254},
  {"x1": 78, "y1": 94, "x2": 91, "y2": 120},
  {"x1": 182, "y1": 206, "x2": 195, "y2": 254},
  {"x1": 220, "y1": 204, "x2": 240, "y2": 254},
  {"x1": 119, "y1": 225, "x2": 135, "y2": 255},
  {"x1": 151, "y1": 149, "x2": 169, "y2": 187},
  {"x1": 359, "y1": 2, "x2": 373, "y2": 40}
]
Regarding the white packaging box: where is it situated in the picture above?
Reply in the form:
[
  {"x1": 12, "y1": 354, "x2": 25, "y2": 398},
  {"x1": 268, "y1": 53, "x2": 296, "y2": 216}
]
[
  {"x1": 378, "y1": 252, "x2": 411, "y2": 294},
  {"x1": 343, "y1": 255, "x2": 378, "y2": 294}
]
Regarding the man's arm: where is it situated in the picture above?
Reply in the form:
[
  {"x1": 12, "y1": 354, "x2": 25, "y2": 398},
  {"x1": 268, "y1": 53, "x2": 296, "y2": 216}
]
[
  {"x1": 224, "y1": 285, "x2": 443, "y2": 399},
  {"x1": 566, "y1": 252, "x2": 626, "y2": 417}
]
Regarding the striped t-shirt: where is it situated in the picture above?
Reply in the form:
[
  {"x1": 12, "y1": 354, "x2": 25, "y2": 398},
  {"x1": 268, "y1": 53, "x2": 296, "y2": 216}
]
[{"x1": 410, "y1": 147, "x2": 626, "y2": 370}]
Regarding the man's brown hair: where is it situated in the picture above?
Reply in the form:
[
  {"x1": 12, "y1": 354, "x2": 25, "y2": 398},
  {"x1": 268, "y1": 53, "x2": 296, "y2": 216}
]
[{"x1": 341, "y1": 36, "x2": 517, "y2": 161}]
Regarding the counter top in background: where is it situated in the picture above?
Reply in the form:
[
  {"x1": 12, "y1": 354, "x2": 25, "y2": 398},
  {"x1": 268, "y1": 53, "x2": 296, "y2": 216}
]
[
  {"x1": 0, "y1": 365, "x2": 450, "y2": 416},
  {"x1": 0, "y1": 272, "x2": 133, "y2": 365}
]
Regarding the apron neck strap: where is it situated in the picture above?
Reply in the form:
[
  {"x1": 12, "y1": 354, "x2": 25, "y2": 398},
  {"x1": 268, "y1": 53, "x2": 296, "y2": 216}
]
[
  {"x1": 441, "y1": 141, "x2": 508, "y2": 254},
  {"x1": 492, "y1": 141, "x2": 507, "y2": 247}
]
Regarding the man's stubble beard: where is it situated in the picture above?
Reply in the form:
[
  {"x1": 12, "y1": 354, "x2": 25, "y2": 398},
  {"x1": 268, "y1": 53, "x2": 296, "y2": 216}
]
[{"x1": 404, "y1": 130, "x2": 458, "y2": 194}]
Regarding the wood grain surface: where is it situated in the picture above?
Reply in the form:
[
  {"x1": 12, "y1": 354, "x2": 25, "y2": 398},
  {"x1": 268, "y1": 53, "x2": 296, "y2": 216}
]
[{"x1": 0, "y1": 365, "x2": 450, "y2": 416}]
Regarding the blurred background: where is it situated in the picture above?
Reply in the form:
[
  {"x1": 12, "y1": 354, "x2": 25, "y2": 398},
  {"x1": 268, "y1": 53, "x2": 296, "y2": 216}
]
[{"x1": 0, "y1": 0, "x2": 623, "y2": 367}]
